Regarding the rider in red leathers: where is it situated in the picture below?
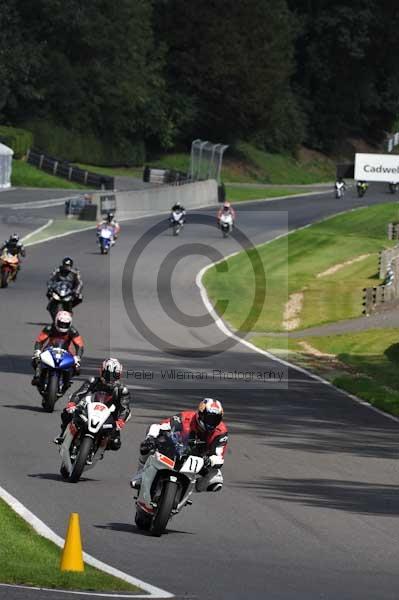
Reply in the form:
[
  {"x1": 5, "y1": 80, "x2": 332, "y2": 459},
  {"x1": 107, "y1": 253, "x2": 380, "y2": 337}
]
[
  {"x1": 130, "y1": 398, "x2": 228, "y2": 492},
  {"x1": 217, "y1": 201, "x2": 236, "y2": 226},
  {"x1": 31, "y1": 311, "x2": 84, "y2": 388}
]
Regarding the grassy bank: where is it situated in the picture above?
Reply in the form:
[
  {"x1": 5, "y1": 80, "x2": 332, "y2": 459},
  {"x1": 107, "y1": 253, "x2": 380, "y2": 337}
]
[
  {"x1": 204, "y1": 203, "x2": 399, "y2": 333},
  {"x1": 0, "y1": 499, "x2": 139, "y2": 592},
  {"x1": 225, "y1": 185, "x2": 307, "y2": 202},
  {"x1": 74, "y1": 141, "x2": 336, "y2": 185},
  {"x1": 11, "y1": 160, "x2": 86, "y2": 189},
  {"x1": 253, "y1": 329, "x2": 399, "y2": 416}
]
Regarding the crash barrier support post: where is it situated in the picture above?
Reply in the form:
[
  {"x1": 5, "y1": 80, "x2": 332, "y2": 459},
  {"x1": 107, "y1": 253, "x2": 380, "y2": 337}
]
[{"x1": 60, "y1": 513, "x2": 84, "y2": 572}]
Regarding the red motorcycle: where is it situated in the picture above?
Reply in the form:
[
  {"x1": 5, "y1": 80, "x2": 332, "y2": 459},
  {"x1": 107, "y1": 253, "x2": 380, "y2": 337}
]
[{"x1": 1, "y1": 251, "x2": 19, "y2": 288}]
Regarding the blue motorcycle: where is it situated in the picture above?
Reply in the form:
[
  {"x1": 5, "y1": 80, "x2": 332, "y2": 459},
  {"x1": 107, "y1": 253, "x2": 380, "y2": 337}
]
[{"x1": 38, "y1": 346, "x2": 76, "y2": 412}]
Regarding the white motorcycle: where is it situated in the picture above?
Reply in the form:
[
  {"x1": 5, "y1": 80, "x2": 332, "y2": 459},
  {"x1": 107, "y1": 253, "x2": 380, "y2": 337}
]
[
  {"x1": 59, "y1": 393, "x2": 116, "y2": 483},
  {"x1": 134, "y1": 432, "x2": 206, "y2": 536},
  {"x1": 170, "y1": 211, "x2": 185, "y2": 236},
  {"x1": 220, "y1": 213, "x2": 233, "y2": 237}
]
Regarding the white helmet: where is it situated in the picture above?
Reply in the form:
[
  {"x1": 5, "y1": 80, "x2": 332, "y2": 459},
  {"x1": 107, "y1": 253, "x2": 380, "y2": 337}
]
[
  {"x1": 55, "y1": 311, "x2": 72, "y2": 333},
  {"x1": 101, "y1": 358, "x2": 122, "y2": 382}
]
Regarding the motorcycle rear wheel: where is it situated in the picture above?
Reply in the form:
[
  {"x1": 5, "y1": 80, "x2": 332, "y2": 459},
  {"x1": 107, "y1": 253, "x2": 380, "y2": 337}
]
[
  {"x1": 43, "y1": 374, "x2": 58, "y2": 412},
  {"x1": 69, "y1": 436, "x2": 93, "y2": 483},
  {"x1": 150, "y1": 480, "x2": 178, "y2": 537}
]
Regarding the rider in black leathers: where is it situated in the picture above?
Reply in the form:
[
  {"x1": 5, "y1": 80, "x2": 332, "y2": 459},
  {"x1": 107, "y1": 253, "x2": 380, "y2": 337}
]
[
  {"x1": 54, "y1": 358, "x2": 131, "y2": 450},
  {"x1": 47, "y1": 257, "x2": 83, "y2": 307}
]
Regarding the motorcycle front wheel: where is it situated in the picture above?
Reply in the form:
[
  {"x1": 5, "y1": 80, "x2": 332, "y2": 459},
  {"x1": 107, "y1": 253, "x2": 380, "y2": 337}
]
[
  {"x1": 69, "y1": 436, "x2": 93, "y2": 483},
  {"x1": 1, "y1": 269, "x2": 9, "y2": 288},
  {"x1": 150, "y1": 480, "x2": 178, "y2": 537},
  {"x1": 43, "y1": 374, "x2": 58, "y2": 412}
]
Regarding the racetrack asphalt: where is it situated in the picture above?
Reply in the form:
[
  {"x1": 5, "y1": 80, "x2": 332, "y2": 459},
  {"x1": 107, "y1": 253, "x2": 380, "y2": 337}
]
[{"x1": 2, "y1": 184, "x2": 399, "y2": 600}]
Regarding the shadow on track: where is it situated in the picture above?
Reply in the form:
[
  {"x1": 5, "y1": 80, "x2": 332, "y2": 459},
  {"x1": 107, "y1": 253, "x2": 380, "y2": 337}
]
[
  {"x1": 236, "y1": 477, "x2": 399, "y2": 516},
  {"x1": 94, "y1": 522, "x2": 194, "y2": 536}
]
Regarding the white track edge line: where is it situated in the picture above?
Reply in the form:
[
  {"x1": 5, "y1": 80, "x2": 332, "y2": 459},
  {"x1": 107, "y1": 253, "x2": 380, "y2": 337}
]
[
  {"x1": 0, "y1": 486, "x2": 173, "y2": 598},
  {"x1": 22, "y1": 219, "x2": 53, "y2": 242},
  {"x1": 195, "y1": 208, "x2": 399, "y2": 426},
  {"x1": 0, "y1": 582, "x2": 164, "y2": 598}
]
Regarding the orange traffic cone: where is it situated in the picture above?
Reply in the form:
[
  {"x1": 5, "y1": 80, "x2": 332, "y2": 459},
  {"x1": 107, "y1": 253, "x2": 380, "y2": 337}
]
[{"x1": 60, "y1": 513, "x2": 84, "y2": 572}]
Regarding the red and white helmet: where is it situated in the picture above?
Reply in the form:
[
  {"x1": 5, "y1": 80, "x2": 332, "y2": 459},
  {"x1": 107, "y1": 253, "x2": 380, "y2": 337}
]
[
  {"x1": 197, "y1": 398, "x2": 224, "y2": 432},
  {"x1": 101, "y1": 358, "x2": 122, "y2": 382},
  {"x1": 55, "y1": 311, "x2": 72, "y2": 333},
  {"x1": 223, "y1": 201, "x2": 231, "y2": 208}
]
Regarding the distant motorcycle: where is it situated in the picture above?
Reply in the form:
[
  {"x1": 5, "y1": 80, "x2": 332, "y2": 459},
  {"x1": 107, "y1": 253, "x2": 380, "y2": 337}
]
[
  {"x1": 219, "y1": 213, "x2": 233, "y2": 237},
  {"x1": 170, "y1": 211, "x2": 185, "y2": 236},
  {"x1": 389, "y1": 182, "x2": 399, "y2": 194},
  {"x1": 98, "y1": 226, "x2": 114, "y2": 254},
  {"x1": 59, "y1": 393, "x2": 116, "y2": 483},
  {"x1": 335, "y1": 181, "x2": 345, "y2": 199},
  {"x1": 356, "y1": 181, "x2": 368, "y2": 197},
  {"x1": 37, "y1": 345, "x2": 76, "y2": 412},
  {"x1": 134, "y1": 431, "x2": 207, "y2": 537},
  {"x1": 0, "y1": 251, "x2": 19, "y2": 288},
  {"x1": 47, "y1": 281, "x2": 75, "y2": 320}
]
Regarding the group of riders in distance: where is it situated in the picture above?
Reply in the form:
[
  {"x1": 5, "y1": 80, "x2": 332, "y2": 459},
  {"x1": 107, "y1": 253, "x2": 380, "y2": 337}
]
[
  {"x1": 1, "y1": 201, "x2": 234, "y2": 535},
  {"x1": 334, "y1": 178, "x2": 399, "y2": 199}
]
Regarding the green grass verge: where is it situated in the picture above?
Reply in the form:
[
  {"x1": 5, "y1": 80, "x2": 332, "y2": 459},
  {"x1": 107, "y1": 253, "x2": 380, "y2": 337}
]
[
  {"x1": 204, "y1": 203, "x2": 399, "y2": 333},
  {"x1": 0, "y1": 499, "x2": 139, "y2": 592},
  {"x1": 11, "y1": 160, "x2": 86, "y2": 189},
  {"x1": 225, "y1": 185, "x2": 307, "y2": 202},
  {"x1": 25, "y1": 219, "x2": 96, "y2": 246},
  {"x1": 253, "y1": 329, "x2": 399, "y2": 416},
  {"x1": 75, "y1": 163, "x2": 143, "y2": 178}
]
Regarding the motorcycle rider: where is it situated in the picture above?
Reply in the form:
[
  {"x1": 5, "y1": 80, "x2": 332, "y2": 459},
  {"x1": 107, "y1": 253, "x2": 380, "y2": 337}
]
[
  {"x1": 217, "y1": 201, "x2": 236, "y2": 226},
  {"x1": 0, "y1": 234, "x2": 26, "y2": 279},
  {"x1": 130, "y1": 398, "x2": 228, "y2": 492},
  {"x1": 335, "y1": 177, "x2": 346, "y2": 198},
  {"x1": 31, "y1": 311, "x2": 84, "y2": 388},
  {"x1": 356, "y1": 180, "x2": 368, "y2": 194},
  {"x1": 54, "y1": 358, "x2": 131, "y2": 451},
  {"x1": 96, "y1": 212, "x2": 120, "y2": 244},
  {"x1": 169, "y1": 202, "x2": 186, "y2": 225},
  {"x1": 47, "y1": 257, "x2": 83, "y2": 308}
]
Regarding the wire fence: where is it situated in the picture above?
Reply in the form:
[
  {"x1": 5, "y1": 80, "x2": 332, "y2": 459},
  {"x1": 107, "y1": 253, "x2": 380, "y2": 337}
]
[{"x1": 189, "y1": 140, "x2": 228, "y2": 183}]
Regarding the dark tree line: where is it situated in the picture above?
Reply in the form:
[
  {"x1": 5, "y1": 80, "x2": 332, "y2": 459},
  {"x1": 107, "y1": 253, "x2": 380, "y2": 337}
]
[{"x1": 0, "y1": 0, "x2": 398, "y2": 162}]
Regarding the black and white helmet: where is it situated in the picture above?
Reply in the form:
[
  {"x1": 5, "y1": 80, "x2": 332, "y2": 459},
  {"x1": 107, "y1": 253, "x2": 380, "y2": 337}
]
[{"x1": 101, "y1": 358, "x2": 122, "y2": 382}]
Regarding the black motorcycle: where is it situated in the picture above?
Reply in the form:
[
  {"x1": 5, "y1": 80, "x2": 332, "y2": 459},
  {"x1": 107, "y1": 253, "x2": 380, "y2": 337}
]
[{"x1": 47, "y1": 281, "x2": 77, "y2": 320}]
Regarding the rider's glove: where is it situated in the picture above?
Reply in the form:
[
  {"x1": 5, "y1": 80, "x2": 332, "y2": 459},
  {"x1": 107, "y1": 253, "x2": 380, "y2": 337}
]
[
  {"x1": 65, "y1": 401, "x2": 77, "y2": 414},
  {"x1": 140, "y1": 435, "x2": 156, "y2": 455},
  {"x1": 31, "y1": 350, "x2": 41, "y2": 366},
  {"x1": 115, "y1": 418, "x2": 125, "y2": 430},
  {"x1": 73, "y1": 356, "x2": 81, "y2": 368},
  {"x1": 201, "y1": 456, "x2": 212, "y2": 473}
]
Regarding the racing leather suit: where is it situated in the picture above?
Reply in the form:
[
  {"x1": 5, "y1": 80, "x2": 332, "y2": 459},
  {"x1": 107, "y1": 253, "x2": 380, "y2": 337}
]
[
  {"x1": 59, "y1": 377, "x2": 131, "y2": 450},
  {"x1": 96, "y1": 220, "x2": 120, "y2": 240},
  {"x1": 132, "y1": 410, "x2": 228, "y2": 492},
  {"x1": 1, "y1": 240, "x2": 26, "y2": 277},
  {"x1": 217, "y1": 207, "x2": 236, "y2": 224},
  {"x1": 32, "y1": 325, "x2": 84, "y2": 387}
]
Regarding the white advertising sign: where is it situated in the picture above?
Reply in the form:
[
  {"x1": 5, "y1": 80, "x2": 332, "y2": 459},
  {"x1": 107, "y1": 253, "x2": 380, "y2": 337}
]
[{"x1": 355, "y1": 153, "x2": 399, "y2": 182}]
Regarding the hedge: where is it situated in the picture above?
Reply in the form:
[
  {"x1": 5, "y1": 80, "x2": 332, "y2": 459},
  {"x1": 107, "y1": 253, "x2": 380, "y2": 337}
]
[
  {"x1": 23, "y1": 120, "x2": 145, "y2": 167},
  {"x1": 0, "y1": 126, "x2": 33, "y2": 159}
]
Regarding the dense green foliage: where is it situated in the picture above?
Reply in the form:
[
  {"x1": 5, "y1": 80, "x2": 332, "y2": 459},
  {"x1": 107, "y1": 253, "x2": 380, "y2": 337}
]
[
  {"x1": 0, "y1": 126, "x2": 33, "y2": 158},
  {"x1": 0, "y1": 0, "x2": 398, "y2": 162}
]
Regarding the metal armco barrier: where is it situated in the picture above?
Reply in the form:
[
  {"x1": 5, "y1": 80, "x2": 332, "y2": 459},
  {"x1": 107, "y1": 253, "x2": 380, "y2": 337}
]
[
  {"x1": 142, "y1": 166, "x2": 190, "y2": 185},
  {"x1": 26, "y1": 149, "x2": 114, "y2": 190}
]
